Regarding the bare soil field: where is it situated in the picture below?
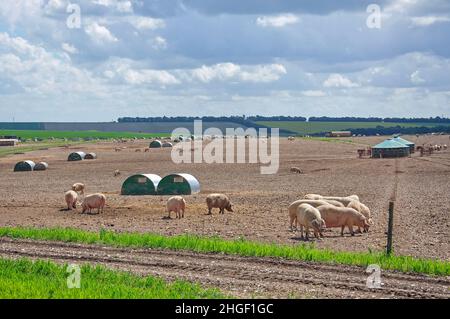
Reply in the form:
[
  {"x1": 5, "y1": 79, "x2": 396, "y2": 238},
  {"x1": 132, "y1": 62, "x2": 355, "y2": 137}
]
[
  {"x1": 0, "y1": 135, "x2": 449, "y2": 260},
  {"x1": 1, "y1": 238, "x2": 449, "y2": 299}
]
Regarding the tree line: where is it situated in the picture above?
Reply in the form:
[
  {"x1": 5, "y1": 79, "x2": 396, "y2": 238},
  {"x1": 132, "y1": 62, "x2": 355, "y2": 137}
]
[{"x1": 118, "y1": 116, "x2": 450, "y2": 123}]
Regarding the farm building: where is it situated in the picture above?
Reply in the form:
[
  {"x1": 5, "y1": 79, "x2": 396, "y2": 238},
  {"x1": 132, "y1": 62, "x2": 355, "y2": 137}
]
[
  {"x1": 121, "y1": 174, "x2": 162, "y2": 195},
  {"x1": 149, "y1": 140, "x2": 162, "y2": 148},
  {"x1": 162, "y1": 142, "x2": 173, "y2": 148},
  {"x1": 68, "y1": 152, "x2": 86, "y2": 161},
  {"x1": 85, "y1": 152, "x2": 97, "y2": 160},
  {"x1": 371, "y1": 139, "x2": 410, "y2": 158},
  {"x1": 34, "y1": 162, "x2": 49, "y2": 171},
  {"x1": 14, "y1": 160, "x2": 35, "y2": 172},
  {"x1": 0, "y1": 139, "x2": 19, "y2": 147},
  {"x1": 326, "y1": 131, "x2": 352, "y2": 137},
  {"x1": 157, "y1": 173, "x2": 200, "y2": 195},
  {"x1": 393, "y1": 136, "x2": 415, "y2": 153}
]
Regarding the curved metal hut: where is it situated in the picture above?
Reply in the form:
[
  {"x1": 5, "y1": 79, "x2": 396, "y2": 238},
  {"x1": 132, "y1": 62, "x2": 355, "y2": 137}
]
[
  {"x1": 121, "y1": 174, "x2": 162, "y2": 195},
  {"x1": 157, "y1": 173, "x2": 200, "y2": 195},
  {"x1": 68, "y1": 152, "x2": 86, "y2": 161},
  {"x1": 371, "y1": 139, "x2": 410, "y2": 158},
  {"x1": 162, "y1": 142, "x2": 173, "y2": 148},
  {"x1": 149, "y1": 140, "x2": 162, "y2": 148},
  {"x1": 34, "y1": 162, "x2": 49, "y2": 171},
  {"x1": 85, "y1": 152, "x2": 97, "y2": 160},
  {"x1": 14, "y1": 160, "x2": 36, "y2": 172}
]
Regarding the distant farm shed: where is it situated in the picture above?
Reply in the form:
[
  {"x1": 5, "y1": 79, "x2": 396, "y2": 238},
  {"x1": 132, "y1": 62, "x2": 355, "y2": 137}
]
[
  {"x1": 121, "y1": 174, "x2": 162, "y2": 195},
  {"x1": 0, "y1": 139, "x2": 19, "y2": 147},
  {"x1": 326, "y1": 131, "x2": 352, "y2": 137},
  {"x1": 372, "y1": 139, "x2": 410, "y2": 158},
  {"x1": 14, "y1": 160, "x2": 35, "y2": 172},
  {"x1": 68, "y1": 152, "x2": 86, "y2": 161},
  {"x1": 149, "y1": 140, "x2": 162, "y2": 148},
  {"x1": 157, "y1": 173, "x2": 200, "y2": 195},
  {"x1": 85, "y1": 152, "x2": 97, "y2": 160},
  {"x1": 34, "y1": 162, "x2": 49, "y2": 171},
  {"x1": 162, "y1": 142, "x2": 173, "y2": 148}
]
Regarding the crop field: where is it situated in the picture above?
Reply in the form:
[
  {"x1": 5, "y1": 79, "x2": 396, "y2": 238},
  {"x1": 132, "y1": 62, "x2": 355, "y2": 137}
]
[
  {"x1": 0, "y1": 135, "x2": 449, "y2": 298},
  {"x1": 0, "y1": 129, "x2": 169, "y2": 141},
  {"x1": 0, "y1": 258, "x2": 224, "y2": 299},
  {"x1": 257, "y1": 121, "x2": 450, "y2": 135}
]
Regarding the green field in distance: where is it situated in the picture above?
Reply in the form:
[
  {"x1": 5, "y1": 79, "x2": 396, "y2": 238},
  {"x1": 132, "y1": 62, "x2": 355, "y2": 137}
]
[{"x1": 0, "y1": 129, "x2": 169, "y2": 140}]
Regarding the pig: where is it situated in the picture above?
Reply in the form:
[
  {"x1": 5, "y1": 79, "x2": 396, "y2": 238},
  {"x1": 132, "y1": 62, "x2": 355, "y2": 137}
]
[
  {"x1": 64, "y1": 190, "x2": 78, "y2": 210},
  {"x1": 296, "y1": 204, "x2": 326, "y2": 240},
  {"x1": 71, "y1": 183, "x2": 85, "y2": 195},
  {"x1": 206, "y1": 194, "x2": 233, "y2": 215},
  {"x1": 317, "y1": 205, "x2": 370, "y2": 236},
  {"x1": 81, "y1": 193, "x2": 106, "y2": 214},
  {"x1": 166, "y1": 196, "x2": 186, "y2": 219}
]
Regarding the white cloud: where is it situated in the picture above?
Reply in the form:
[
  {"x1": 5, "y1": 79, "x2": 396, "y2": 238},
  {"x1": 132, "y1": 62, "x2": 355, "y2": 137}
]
[
  {"x1": 323, "y1": 73, "x2": 359, "y2": 88},
  {"x1": 0, "y1": 32, "x2": 100, "y2": 94},
  {"x1": 152, "y1": 36, "x2": 167, "y2": 50},
  {"x1": 129, "y1": 16, "x2": 165, "y2": 30},
  {"x1": 411, "y1": 15, "x2": 450, "y2": 26},
  {"x1": 410, "y1": 70, "x2": 425, "y2": 84},
  {"x1": 93, "y1": 0, "x2": 133, "y2": 13},
  {"x1": 256, "y1": 14, "x2": 299, "y2": 28},
  {"x1": 190, "y1": 63, "x2": 286, "y2": 83},
  {"x1": 191, "y1": 63, "x2": 241, "y2": 83},
  {"x1": 61, "y1": 42, "x2": 78, "y2": 54},
  {"x1": 240, "y1": 64, "x2": 287, "y2": 82},
  {"x1": 301, "y1": 90, "x2": 326, "y2": 97},
  {"x1": 85, "y1": 23, "x2": 118, "y2": 43},
  {"x1": 124, "y1": 69, "x2": 179, "y2": 85}
]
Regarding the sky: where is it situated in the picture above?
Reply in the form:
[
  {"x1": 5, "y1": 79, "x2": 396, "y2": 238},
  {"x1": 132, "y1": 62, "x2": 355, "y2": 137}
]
[{"x1": 0, "y1": 0, "x2": 450, "y2": 121}]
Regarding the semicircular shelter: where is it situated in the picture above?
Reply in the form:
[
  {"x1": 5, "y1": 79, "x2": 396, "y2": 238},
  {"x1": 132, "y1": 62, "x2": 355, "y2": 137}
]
[
  {"x1": 157, "y1": 173, "x2": 200, "y2": 195},
  {"x1": 34, "y1": 162, "x2": 49, "y2": 171},
  {"x1": 68, "y1": 152, "x2": 86, "y2": 161},
  {"x1": 85, "y1": 152, "x2": 97, "y2": 160},
  {"x1": 149, "y1": 140, "x2": 162, "y2": 148},
  {"x1": 121, "y1": 174, "x2": 162, "y2": 195},
  {"x1": 14, "y1": 160, "x2": 36, "y2": 172}
]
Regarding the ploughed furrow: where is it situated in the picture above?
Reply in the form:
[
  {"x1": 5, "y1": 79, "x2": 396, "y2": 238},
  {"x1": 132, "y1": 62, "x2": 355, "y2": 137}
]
[{"x1": 0, "y1": 237, "x2": 448, "y2": 299}]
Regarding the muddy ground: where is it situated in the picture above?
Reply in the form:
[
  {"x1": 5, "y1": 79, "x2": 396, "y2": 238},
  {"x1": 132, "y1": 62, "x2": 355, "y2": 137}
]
[
  {"x1": 0, "y1": 135, "x2": 449, "y2": 260},
  {"x1": 1, "y1": 237, "x2": 449, "y2": 299}
]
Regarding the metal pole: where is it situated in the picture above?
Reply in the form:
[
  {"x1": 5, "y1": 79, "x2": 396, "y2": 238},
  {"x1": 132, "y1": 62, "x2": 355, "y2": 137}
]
[{"x1": 386, "y1": 201, "x2": 394, "y2": 255}]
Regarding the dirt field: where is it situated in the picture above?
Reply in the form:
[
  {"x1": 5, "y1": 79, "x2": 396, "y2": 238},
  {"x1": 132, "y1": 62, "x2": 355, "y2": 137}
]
[
  {"x1": 0, "y1": 135, "x2": 449, "y2": 260},
  {"x1": 1, "y1": 237, "x2": 448, "y2": 299}
]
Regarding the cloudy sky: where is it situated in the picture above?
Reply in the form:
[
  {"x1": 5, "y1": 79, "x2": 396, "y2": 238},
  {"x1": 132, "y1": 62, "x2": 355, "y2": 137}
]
[{"x1": 0, "y1": 0, "x2": 450, "y2": 121}]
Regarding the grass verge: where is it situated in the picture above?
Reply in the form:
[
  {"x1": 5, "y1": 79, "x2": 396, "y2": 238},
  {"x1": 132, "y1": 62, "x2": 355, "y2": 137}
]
[
  {"x1": 0, "y1": 257, "x2": 225, "y2": 299},
  {"x1": 0, "y1": 227, "x2": 449, "y2": 276}
]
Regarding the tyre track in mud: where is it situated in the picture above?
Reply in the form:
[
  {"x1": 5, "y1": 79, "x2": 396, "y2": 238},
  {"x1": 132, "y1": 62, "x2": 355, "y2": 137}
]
[{"x1": 0, "y1": 238, "x2": 448, "y2": 299}]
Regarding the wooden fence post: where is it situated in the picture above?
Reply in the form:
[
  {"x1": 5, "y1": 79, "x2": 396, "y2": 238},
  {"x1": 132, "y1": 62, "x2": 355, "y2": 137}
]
[{"x1": 386, "y1": 201, "x2": 394, "y2": 255}]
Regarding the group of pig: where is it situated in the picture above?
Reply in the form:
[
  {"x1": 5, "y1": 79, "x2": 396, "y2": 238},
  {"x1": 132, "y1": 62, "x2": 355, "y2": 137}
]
[
  {"x1": 166, "y1": 193, "x2": 233, "y2": 218},
  {"x1": 64, "y1": 186, "x2": 372, "y2": 241},
  {"x1": 64, "y1": 183, "x2": 106, "y2": 214},
  {"x1": 288, "y1": 194, "x2": 373, "y2": 240}
]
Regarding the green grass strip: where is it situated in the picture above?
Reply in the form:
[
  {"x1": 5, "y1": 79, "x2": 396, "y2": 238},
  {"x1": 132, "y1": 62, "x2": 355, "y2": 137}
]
[
  {"x1": 0, "y1": 129, "x2": 169, "y2": 141},
  {"x1": 0, "y1": 257, "x2": 225, "y2": 299},
  {"x1": 0, "y1": 226, "x2": 448, "y2": 276}
]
